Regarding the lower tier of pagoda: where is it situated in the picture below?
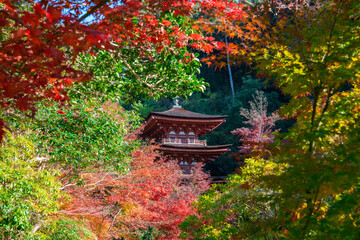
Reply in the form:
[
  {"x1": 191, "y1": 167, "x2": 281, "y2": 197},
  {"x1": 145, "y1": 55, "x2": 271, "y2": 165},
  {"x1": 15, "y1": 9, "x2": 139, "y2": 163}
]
[{"x1": 158, "y1": 143, "x2": 231, "y2": 173}]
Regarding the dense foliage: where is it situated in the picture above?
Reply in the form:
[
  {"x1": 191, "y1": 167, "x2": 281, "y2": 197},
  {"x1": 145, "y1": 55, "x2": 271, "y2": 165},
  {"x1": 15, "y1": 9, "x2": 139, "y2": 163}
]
[
  {"x1": 0, "y1": 133, "x2": 63, "y2": 239},
  {"x1": 180, "y1": 158, "x2": 283, "y2": 239},
  {"x1": 0, "y1": 0, "x2": 246, "y2": 141},
  {"x1": 181, "y1": 0, "x2": 360, "y2": 239},
  {"x1": 32, "y1": 101, "x2": 140, "y2": 174},
  {"x1": 1, "y1": 0, "x2": 360, "y2": 239},
  {"x1": 61, "y1": 143, "x2": 210, "y2": 239},
  {"x1": 0, "y1": 0, "x2": 220, "y2": 236},
  {"x1": 71, "y1": 13, "x2": 205, "y2": 103},
  {"x1": 0, "y1": 99, "x2": 211, "y2": 239}
]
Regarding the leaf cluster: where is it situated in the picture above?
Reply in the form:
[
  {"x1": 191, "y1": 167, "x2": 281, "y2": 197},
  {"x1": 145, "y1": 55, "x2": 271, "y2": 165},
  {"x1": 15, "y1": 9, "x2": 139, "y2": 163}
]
[
  {"x1": 31, "y1": 101, "x2": 141, "y2": 175},
  {"x1": 0, "y1": 133, "x2": 63, "y2": 239}
]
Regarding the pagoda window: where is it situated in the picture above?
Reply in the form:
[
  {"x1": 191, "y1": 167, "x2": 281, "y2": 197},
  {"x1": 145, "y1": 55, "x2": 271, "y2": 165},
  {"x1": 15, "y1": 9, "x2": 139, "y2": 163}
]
[
  {"x1": 170, "y1": 137, "x2": 176, "y2": 143},
  {"x1": 189, "y1": 138, "x2": 195, "y2": 143}
]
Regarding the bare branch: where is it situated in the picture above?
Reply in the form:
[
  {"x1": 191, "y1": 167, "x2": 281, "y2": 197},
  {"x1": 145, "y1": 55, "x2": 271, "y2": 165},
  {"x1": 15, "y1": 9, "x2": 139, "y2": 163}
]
[{"x1": 78, "y1": 0, "x2": 110, "y2": 23}]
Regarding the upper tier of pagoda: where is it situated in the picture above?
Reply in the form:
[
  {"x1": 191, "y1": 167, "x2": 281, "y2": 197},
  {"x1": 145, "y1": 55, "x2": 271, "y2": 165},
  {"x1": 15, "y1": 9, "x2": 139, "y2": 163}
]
[{"x1": 143, "y1": 105, "x2": 227, "y2": 141}]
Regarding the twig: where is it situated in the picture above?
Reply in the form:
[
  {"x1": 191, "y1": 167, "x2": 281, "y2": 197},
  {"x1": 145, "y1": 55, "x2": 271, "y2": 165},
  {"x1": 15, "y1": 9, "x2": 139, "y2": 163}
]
[{"x1": 78, "y1": 0, "x2": 110, "y2": 23}]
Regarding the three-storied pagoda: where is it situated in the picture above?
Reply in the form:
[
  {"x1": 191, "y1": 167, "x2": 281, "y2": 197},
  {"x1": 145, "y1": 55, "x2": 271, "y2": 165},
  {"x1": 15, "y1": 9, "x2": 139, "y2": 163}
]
[{"x1": 142, "y1": 100, "x2": 231, "y2": 173}]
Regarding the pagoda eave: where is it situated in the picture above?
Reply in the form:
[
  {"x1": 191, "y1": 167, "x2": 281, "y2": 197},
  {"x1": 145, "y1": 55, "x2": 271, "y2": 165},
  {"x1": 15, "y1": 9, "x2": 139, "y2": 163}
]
[
  {"x1": 145, "y1": 107, "x2": 227, "y2": 121},
  {"x1": 159, "y1": 144, "x2": 232, "y2": 152},
  {"x1": 158, "y1": 144, "x2": 231, "y2": 163},
  {"x1": 143, "y1": 115, "x2": 225, "y2": 139}
]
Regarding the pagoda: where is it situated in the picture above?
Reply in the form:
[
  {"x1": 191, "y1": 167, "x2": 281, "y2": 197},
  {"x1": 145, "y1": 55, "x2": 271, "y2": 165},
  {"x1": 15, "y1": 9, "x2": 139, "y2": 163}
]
[{"x1": 142, "y1": 100, "x2": 231, "y2": 173}]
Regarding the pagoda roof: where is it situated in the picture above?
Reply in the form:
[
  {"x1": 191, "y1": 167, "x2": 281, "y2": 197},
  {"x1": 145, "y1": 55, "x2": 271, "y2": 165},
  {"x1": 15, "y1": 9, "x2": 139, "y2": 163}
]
[
  {"x1": 161, "y1": 143, "x2": 232, "y2": 150},
  {"x1": 146, "y1": 107, "x2": 227, "y2": 120},
  {"x1": 143, "y1": 106, "x2": 228, "y2": 139},
  {"x1": 158, "y1": 143, "x2": 231, "y2": 163}
]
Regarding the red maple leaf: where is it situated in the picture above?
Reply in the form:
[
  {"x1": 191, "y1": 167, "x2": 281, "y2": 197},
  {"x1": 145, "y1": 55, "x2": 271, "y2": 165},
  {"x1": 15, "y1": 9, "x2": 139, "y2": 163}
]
[{"x1": 190, "y1": 33, "x2": 202, "y2": 41}]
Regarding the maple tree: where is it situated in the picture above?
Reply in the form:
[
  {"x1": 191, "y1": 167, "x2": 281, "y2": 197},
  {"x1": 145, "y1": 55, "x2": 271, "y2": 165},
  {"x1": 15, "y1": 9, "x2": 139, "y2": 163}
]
[
  {"x1": 180, "y1": 92, "x2": 282, "y2": 239},
  {"x1": 244, "y1": 0, "x2": 360, "y2": 238},
  {"x1": 231, "y1": 90, "x2": 281, "y2": 158},
  {"x1": 62, "y1": 143, "x2": 210, "y2": 239},
  {"x1": 6, "y1": 0, "x2": 360, "y2": 238},
  {"x1": 0, "y1": 0, "x2": 249, "y2": 141}
]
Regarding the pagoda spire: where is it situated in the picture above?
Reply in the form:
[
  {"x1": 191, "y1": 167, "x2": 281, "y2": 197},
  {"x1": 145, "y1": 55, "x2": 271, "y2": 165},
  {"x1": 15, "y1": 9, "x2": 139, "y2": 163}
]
[{"x1": 173, "y1": 96, "x2": 181, "y2": 108}]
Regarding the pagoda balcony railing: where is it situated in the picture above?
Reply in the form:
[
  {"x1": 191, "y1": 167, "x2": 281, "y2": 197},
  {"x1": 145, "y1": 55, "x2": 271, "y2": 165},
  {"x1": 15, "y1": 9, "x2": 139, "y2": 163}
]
[{"x1": 162, "y1": 138, "x2": 207, "y2": 145}]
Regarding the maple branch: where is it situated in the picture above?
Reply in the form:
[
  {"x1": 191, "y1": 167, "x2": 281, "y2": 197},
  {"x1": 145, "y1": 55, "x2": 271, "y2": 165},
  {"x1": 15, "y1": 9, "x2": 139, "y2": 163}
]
[
  {"x1": 321, "y1": 7, "x2": 339, "y2": 64},
  {"x1": 109, "y1": 42, "x2": 153, "y2": 89},
  {"x1": 32, "y1": 222, "x2": 44, "y2": 234},
  {"x1": 314, "y1": 88, "x2": 333, "y2": 131},
  {"x1": 60, "y1": 182, "x2": 78, "y2": 190},
  {"x1": 0, "y1": 8, "x2": 26, "y2": 27},
  {"x1": 68, "y1": 87, "x2": 87, "y2": 97},
  {"x1": 116, "y1": 54, "x2": 153, "y2": 89},
  {"x1": 78, "y1": 0, "x2": 110, "y2": 23},
  {"x1": 108, "y1": 208, "x2": 123, "y2": 234},
  {"x1": 152, "y1": 75, "x2": 173, "y2": 87},
  {"x1": 34, "y1": 157, "x2": 50, "y2": 170},
  {"x1": 85, "y1": 173, "x2": 112, "y2": 188},
  {"x1": 309, "y1": 86, "x2": 321, "y2": 154},
  {"x1": 242, "y1": 0, "x2": 254, "y2": 7},
  {"x1": 61, "y1": 210, "x2": 105, "y2": 216},
  {"x1": 301, "y1": 184, "x2": 321, "y2": 240},
  {"x1": 107, "y1": 42, "x2": 173, "y2": 91}
]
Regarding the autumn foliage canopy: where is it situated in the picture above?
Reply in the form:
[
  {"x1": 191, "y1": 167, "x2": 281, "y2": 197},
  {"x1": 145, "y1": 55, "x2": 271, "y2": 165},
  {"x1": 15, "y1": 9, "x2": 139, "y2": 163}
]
[{"x1": 0, "y1": 0, "x2": 248, "y2": 140}]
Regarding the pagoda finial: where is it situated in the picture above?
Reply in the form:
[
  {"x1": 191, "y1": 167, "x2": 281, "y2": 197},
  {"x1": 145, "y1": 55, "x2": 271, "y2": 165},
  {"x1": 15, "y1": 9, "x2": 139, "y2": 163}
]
[{"x1": 173, "y1": 96, "x2": 181, "y2": 108}]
